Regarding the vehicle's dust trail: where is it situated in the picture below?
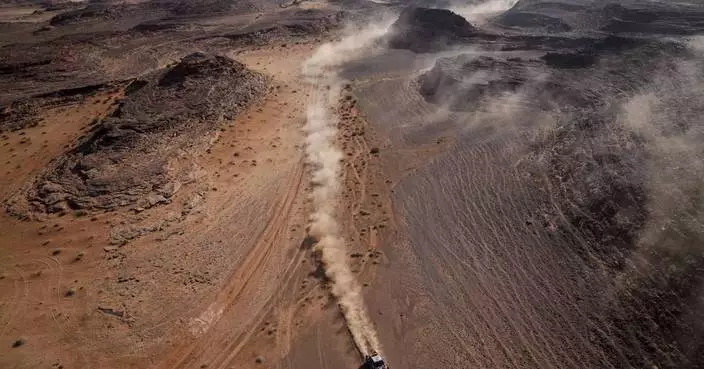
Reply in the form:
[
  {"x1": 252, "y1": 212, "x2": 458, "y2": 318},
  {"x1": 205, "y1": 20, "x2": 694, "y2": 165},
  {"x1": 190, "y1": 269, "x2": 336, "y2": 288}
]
[
  {"x1": 451, "y1": 0, "x2": 518, "y2": 23},
  {"x1": 301, "y1": 22, "x2": 390, "y2": 356}
]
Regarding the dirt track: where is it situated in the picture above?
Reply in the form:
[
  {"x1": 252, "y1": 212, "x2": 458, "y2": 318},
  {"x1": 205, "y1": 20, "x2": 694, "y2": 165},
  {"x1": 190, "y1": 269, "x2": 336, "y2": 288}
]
[{"x1": 0, "y1": 39, "x2": 361, "y2": 369}]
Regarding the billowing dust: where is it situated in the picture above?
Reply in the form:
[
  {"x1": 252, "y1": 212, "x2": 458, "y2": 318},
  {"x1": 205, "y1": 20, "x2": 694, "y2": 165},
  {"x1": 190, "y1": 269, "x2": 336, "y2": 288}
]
[{"x1": 301, "y1": 21, "x2": 391, "y2": 356}]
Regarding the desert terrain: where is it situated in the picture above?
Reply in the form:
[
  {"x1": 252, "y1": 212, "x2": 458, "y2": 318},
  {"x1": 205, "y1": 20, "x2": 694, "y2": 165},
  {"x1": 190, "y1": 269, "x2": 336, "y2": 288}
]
[{"x1": 1, "y1": 0, "x2": 704, "y2": 369}]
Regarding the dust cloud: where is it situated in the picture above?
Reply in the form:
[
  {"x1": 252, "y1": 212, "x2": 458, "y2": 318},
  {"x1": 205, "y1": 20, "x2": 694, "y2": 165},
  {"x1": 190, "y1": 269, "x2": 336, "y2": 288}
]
[
  {"x1": 451, "y1": 0, "x2": 518, "y2": 23},
  {"x1": 301, "y1": 20, "x2": 392, "y2": 355},
  {"x1": 618, "y1": 57, "x2": 704, "y2": 253}
]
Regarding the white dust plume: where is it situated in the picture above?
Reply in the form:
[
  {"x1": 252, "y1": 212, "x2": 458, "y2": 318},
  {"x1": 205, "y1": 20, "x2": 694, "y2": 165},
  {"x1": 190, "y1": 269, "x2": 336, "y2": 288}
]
[
  {"x1": 451, "y1": 0, "x2": 518, "y2": 23},
  {"x1": 301, "y1": 21, "x2": 391, "y2": 356}
]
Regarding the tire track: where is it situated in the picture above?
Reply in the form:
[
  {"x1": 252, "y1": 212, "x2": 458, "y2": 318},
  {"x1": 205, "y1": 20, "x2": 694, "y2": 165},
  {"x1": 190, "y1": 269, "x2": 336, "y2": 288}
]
[
  {"x1": 162, "y1": 161, "x2": 305, "y2": 369},
  {"x1": 301, "y1": 23, "x2": 391, "y2": 357},
  {"x1": 0, "y1": 271, "x2": 18, "y2": 338}
]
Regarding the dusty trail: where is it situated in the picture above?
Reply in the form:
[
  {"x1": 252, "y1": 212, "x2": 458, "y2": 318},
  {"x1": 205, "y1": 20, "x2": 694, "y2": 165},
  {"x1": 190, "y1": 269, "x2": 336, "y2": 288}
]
[{"x1": 301, "y1": 22, "x2": 391, "y2": 356}]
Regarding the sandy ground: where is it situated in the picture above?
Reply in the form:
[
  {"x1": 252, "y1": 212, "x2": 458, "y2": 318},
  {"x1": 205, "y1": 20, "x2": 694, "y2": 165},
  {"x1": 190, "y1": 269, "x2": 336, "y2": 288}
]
[{"x1": 0, "y1": 40, "x2": 367, "y2": 369}]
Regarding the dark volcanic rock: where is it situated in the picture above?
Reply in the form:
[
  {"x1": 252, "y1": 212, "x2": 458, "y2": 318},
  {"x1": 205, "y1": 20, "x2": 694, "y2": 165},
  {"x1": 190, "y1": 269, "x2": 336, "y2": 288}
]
[
  {"x1": 12, "y1": 53, "x2": 267, "y2": 215},
  {"x1": 496, "y1": 11, "x2": 572, "y2": 32},
  {"x1": 498, "y1": 0, "x2": 704, "y2": 35},
  {"x1": 157, "y1": 52, "x2": 234, "y2": 86},
  {"x1": 154, "y1": 0, "x2": 261, "y2": 16},
  {"x1": 541, "y1": 51, "x2": 596, "y2": 68},
  {"x1": 0, "y1": 101, "x2": 41, "y2": 132},
  {"x1": 588, "y1": 3, "x2": 704, "y2": 35},
  {"x1": 129, "y1": 22, "x2": 183, "y2": 33},
  {"x1": 387, "y1": 7, "x2": 476, "y2": 53},
  {"x1": 220, "y1": 9, "x2": 342, "y2": 46},
  {"x1": 418, "y1": 33, "x2": 685, "y2": 111},
  {"x1": 49, "y1": 4, "x2": 128, "y2": 26},
  {"x1": 0, "y1": 59, "x2": 52, "y2": 75},
  {"x1": 1, "y1": 82, "x2": 116, "y2": 133},
  {"x1": 493, "y1": 0, "x2": 577, "y2": 32}
]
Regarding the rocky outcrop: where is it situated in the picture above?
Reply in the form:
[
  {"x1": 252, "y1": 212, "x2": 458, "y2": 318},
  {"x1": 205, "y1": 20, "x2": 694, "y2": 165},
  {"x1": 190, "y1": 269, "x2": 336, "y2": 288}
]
[
  {"x1": 49, "y1": 4, "x2": 129, "y2": 26},
  {"x1": 496, "y1": 0, "x2": 704, "y2": 35},
  {"x1": 0, "y1": 82, "x2": 116, "y2": 133},
  {"x1": 596, "y1": 3, "x2": 704, "y2": 35},
  {"x1": 496, "y1": 11, "x2": 572, "y2": 32},
  {"x1": 541, "y1": 51, "x2": 596, "y2": 68},
  {"x1": 11, "y1": 52, "x2": 268, "y2": 215},
  {"x1": 386, "y1": 7, "x2": 476, "y2": 53},
  {"x1": 223, "y1": 10, "x2": 343, "y2": 46}
]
